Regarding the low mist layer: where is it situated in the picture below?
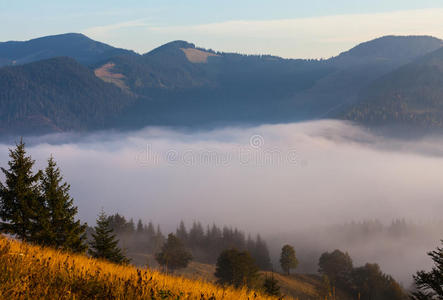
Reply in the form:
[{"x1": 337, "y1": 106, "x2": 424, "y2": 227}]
[{"x1": 1, "y1": 120, "x2": 442, "y2": 284}]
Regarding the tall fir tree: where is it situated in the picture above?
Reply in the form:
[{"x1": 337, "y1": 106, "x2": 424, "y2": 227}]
[
  {"x1": 154, "y1": 225, "x2": 165, "y2": 253},
  {"x1": 146, "y1": 221, "x2": 155, "y2": 237},
  {"x1": 189, "y1": 221, "x2": 204, "y2": 248},
  {"x1": 89, "y1": 210, "x2": 129, "y2": 264},
  {"x1": 38, "y1": 156, "x2": 87, "y2": 252},
  {"x1": 145, "y1": 221, "x2": 156, "y2": 252},
  {"x1": 176, "y1": 220, "x2": 188, "y2": 245},
  {"x1": 136, "y1": 219, "x2": 144, "y2": 234},
  {"x1": 0, "y1": 139, "x2": 43, "y2": 241},
  {"x1": 249, "y1": 234, "x2": 272, "y2": 271}
]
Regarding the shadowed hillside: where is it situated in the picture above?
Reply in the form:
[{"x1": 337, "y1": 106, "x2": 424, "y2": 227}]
[
  {"x1": 344, "y1": 46, "x2": 443, "y2": 130},
  {"x1": 0, "y1": 57, "x2": 135, "y2": 135},
  {"x1": 293, "y1": 36, "x2": 443, "y2": 118}
]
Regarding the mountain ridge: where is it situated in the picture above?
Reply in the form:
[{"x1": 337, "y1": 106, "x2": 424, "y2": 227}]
[
  {"x1": 0, "y1": 33, "x2": 136, "y2": 67},
  {"x1": 0, "y1": 33, "x2": 442, "y2": 135},
  {"x1": 330, "y1": 35, "x2": 443, "y2": 66}
]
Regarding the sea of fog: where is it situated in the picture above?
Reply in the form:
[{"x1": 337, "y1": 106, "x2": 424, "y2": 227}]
[{"x1": 1, "y1": 119, "x2": 442, "y2": 285}]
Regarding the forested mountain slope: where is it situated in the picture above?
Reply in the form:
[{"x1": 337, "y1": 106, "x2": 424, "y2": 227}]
[
  {"x1": 0, "y1": 33, "x2": 442, "y2": 135},
  {"x1": 0, "y1": 57, "x2": 135, "y2": 135},
  {"x1": 344, "y1": 46, "x2": 443, "y2": 129},
  {"x1": 293, "y1": 36, "x2": 443, "y2": 118},
  {"x1": 0, "y1": 33, "x2": 135, "y2": 66}
]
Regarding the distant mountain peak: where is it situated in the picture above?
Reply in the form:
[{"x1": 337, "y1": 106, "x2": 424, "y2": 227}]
[
  {"x1": 32, "y1": 32, "x2": 89, "y2": 40},
  {"x1": 0, "y1": 33, "x2": 135, "y2": 66},
  {"x1": 144, "y1": 40, "x2": 196, "y2": 56},
  {"x1": 331, "y1": 35, "x2": 443, "y2": 66},
  {"x1": 0, "y1": 32, "x2": 87, "y2": 43},
  {"x1": 164, "y1": 40, "x2": 196, "y2": 49}
]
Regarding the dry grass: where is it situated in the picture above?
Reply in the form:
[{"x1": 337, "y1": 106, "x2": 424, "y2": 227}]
[
  {"x1": 128, "y1": 252, "x2": 217, "y2": 282},
  {"x1": 129, "y1": 252, "x2": 340, "y2": 300},
  {"x1": 94, "y1": 62, "x2": 129, "y2": 90},
  {"x1": 0, "y1": 235, "x2": 281, "y2": 300},
  {"x1": 181, "y1": 48, "x2": 218, "y2": 63},
  {"x1": 264, "y1": 272, "x2": 325, "y2": 300},
  {"x1": 263, "y1": 272, "x2": 351, "y2": 300}
]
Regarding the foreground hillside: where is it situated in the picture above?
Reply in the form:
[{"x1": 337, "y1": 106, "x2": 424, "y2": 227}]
[
  {"x1": 130, "y1": 252, "x2": 353, "y2": 300},
  {"x1": 0, "y1": 236, "x2": 280, "y2": 300}
]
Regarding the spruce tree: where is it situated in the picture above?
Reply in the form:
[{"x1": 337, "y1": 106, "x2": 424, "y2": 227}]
[
  {"x1": 215, "y1": 248, "x2": 259, "y2": 288},
  {"x1": 189, "y1": 221, "x2": 204, "y2": 248},
  {"x1": 153, "y1": 225, "x2": 165, "y2": 253},
  {"x1": 146, "y1": 221, "x2": 155, "y2": 238},
  {"x1": 155, "y1": 233, "x2": 192, "y2": 272},
  {"x1": 251, "y1": 235, "x2": 273, "y2": 270},
  {"x1": 89, "y1": 210, "x2": 129, "y2": 264},
  {"x1": 39, "y1": 156, "x2": 87, "y2": 252},
  {"x1": 136, "y1": 219, "x2": 144, "y2": 234},
  {"x1": 146, "y1": 221, "x2": 156, "y2": 252},
  {"x1": 412, "y1": 240, "x2": 443, "y2": 299},
  {"x1": 135, "y1": 219, "x2": 145, "y2": 251},
  {"x1": 263, "y1": 273, "x2": 281, "y2": 297},
  {"x1": 0, "y1": 139, "x2": 43, "y2": 241},
  {"x1": 176, "y1": 220, "x2": 188, "y2": 245}
]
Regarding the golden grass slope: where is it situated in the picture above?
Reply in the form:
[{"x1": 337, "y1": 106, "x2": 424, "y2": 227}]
[
  {"x1": 0, "y1": 235, "x2": 282, "y2": 300},
  {"x1": 129, "y1": 253, "x2": 346, "y2": 300},
  {"x1": 174, "y1": 268, "x2": 344, "y2": 300}
]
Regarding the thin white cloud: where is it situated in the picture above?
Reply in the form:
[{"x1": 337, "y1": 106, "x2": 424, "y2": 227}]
[
  {"x1": 149, "y1": 8, "x2": 443, "y2": 58},
  {"x1": 83, "y1": 19, "x2": 151, "y2": 37},
  {"x1": 82, "y1": 8, "x2": 443, "y2": 58}
]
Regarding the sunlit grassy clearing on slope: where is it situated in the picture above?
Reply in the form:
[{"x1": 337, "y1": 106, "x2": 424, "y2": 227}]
[{"x1": 0, "y1": 235, "x2": 283, "y2": 299}]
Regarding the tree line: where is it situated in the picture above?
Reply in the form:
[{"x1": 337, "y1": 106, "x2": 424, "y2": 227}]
[{"x1": 103, "y1": 215, "x2": 272, "y2": 271}]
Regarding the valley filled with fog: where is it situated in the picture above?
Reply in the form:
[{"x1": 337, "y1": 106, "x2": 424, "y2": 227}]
[{"x1": 1, "y1": 119, "x2": 442, "y2": 285}]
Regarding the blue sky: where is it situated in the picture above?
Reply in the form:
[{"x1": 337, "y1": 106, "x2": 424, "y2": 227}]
[{"x1": 1, "y1": 0, "x2": 442, "y2": 58}]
